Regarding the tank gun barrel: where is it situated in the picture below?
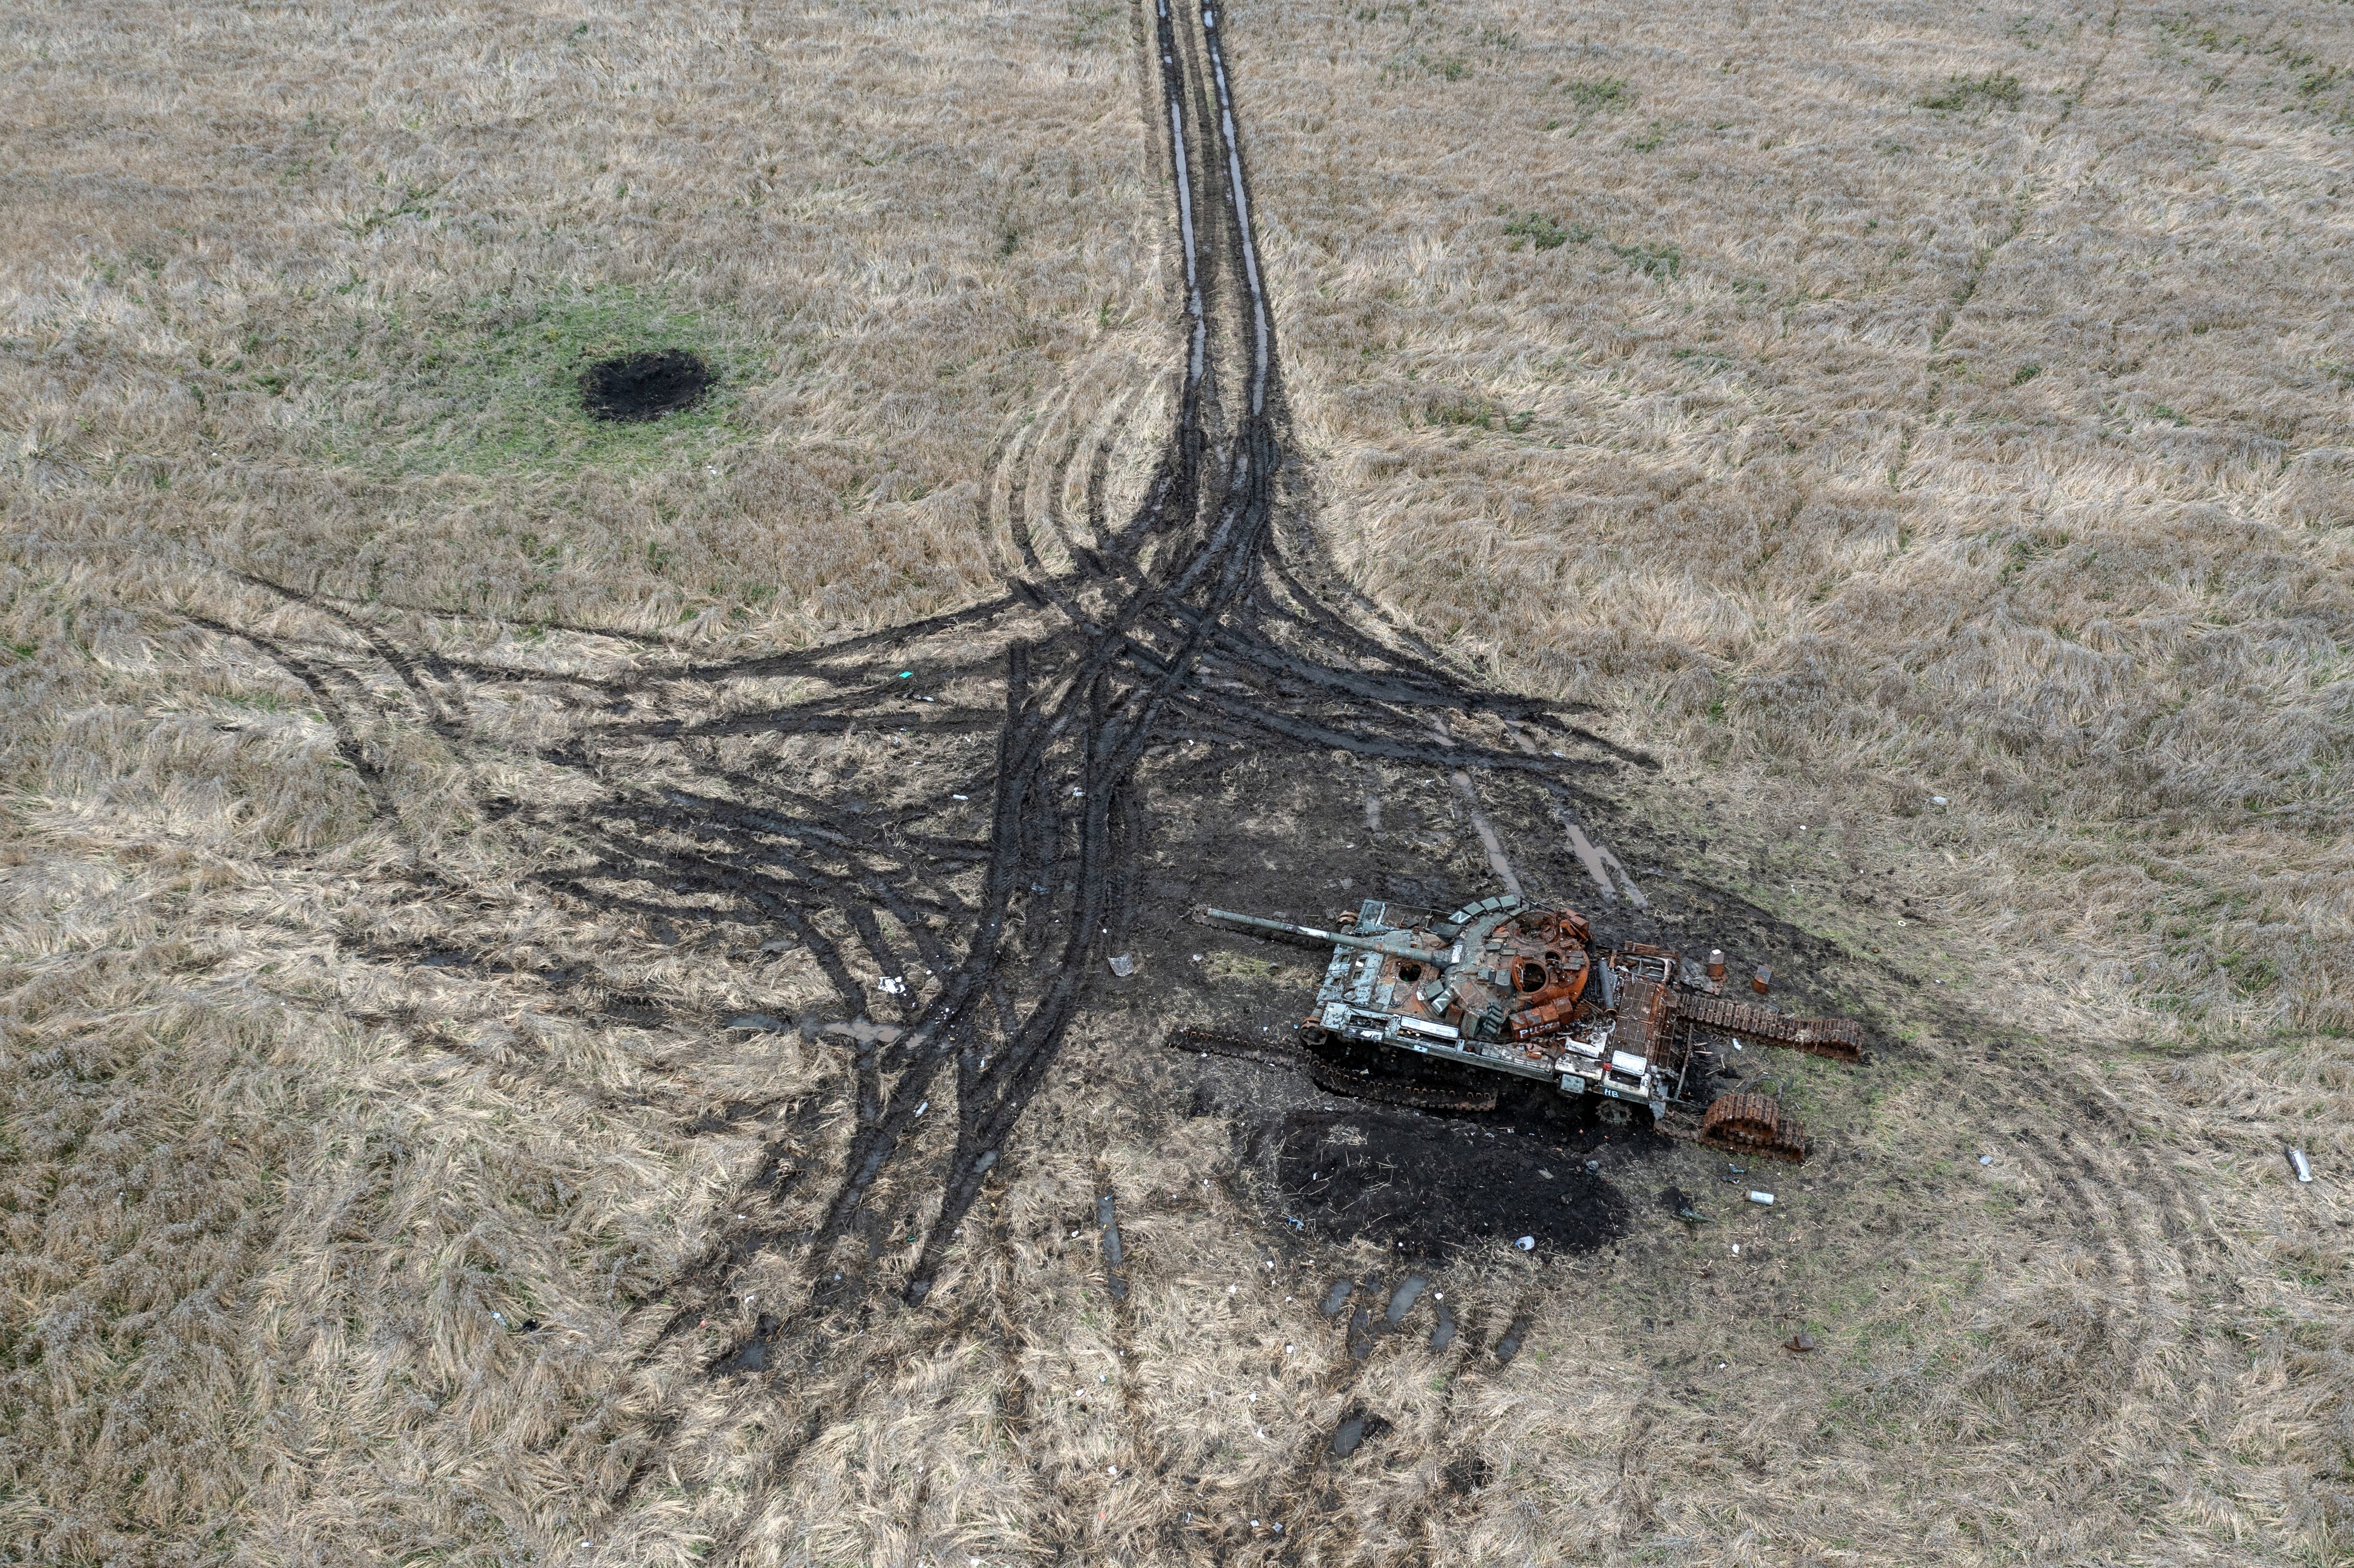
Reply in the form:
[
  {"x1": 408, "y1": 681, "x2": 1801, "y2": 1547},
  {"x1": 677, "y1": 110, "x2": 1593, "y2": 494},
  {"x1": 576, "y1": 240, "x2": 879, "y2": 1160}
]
[{"x1": 1204, "y1": 907, "x2": 1426, "y2": 956}]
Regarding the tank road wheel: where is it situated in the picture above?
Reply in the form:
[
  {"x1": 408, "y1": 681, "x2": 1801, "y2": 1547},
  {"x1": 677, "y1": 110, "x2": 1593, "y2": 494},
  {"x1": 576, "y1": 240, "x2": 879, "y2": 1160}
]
[
  {"x1": 1594, "y1": 1099, "x2": 1636, "y2": 1129},
  {"x1": 1698, "y1": 1092, "x2": 1809, "y2": 1163}
]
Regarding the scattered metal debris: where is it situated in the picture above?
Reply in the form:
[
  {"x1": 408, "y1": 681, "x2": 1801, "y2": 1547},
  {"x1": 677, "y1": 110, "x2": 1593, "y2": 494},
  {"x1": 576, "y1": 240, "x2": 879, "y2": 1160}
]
[{"x1": 1785, "y1": 1330, "x2": 1816, "y2": 1353}]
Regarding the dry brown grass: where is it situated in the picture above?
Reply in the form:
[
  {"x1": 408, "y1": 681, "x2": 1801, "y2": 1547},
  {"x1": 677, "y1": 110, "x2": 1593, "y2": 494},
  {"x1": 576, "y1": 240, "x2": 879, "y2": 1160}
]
[{"x1": 4, "y1": 0, "x2": 2352, "y2": 1564}]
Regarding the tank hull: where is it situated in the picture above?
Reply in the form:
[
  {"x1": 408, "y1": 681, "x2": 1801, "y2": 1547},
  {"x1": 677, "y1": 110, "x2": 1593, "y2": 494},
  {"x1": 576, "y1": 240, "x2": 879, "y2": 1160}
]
[{"x1": 1200, "y1": 893, "x2": 1865, "y2": 1161}]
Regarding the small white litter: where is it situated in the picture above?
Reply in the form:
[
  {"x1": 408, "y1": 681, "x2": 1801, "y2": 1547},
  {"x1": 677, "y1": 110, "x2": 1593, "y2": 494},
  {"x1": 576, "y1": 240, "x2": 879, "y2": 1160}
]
[
  {"x1": 2290, "y1": 1147, "x2": 2315, "y2": 1182},
  {"x1": 951, "y1": 793, "x2": 968, "y2": 801},
  {"x1": 1514, "y1": 1235, "x2": 1535, "y2": 1251},
  {"x1": 1108, "y1": 953, "x2": 1136, "y2": 978},
  {"x1": 1979, "y1": 1154, "x2": 1993, "y2": 1166},
  {"x1": 1931, "y1": 795, "x2": 1949, "y2": 806},
  {"x1": 1748, "y1": 1191, "x2": 1775, "y2": 1206}
]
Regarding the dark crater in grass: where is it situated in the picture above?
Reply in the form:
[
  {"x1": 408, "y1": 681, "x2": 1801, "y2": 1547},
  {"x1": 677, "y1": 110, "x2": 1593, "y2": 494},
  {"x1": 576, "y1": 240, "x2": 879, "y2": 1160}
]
[
  {"x1": 1270, "y1": 1093, "x2": 1640, "y2": 1258},
  {"x1": 580, "y1": 349, "x2": 715, "y2": 422}
]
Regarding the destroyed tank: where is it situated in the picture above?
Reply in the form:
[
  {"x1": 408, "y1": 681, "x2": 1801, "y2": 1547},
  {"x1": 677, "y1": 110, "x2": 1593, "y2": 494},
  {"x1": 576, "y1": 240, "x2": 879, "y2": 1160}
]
[{"x1": 1194, "y1": 893, "x2": 1864, "y2": 1162}]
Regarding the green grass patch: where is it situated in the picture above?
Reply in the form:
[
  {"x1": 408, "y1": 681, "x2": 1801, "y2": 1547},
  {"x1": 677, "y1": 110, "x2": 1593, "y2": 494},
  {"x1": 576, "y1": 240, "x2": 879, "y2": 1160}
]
[
  {"x1": 1502, "y1": 211, "x2": 1590, "y2": 251},
  {"x1": 1919, "y1": 72, "x2": 2024, "y2": 111},
  {"x1": 1672, "y1": 347, "x2": 1734, "y2": 374},
  {"x1": 317, "y1": 283, "x2": 764, "y2": 479},
  {"x1": 1561, "y1": 76, "x2": 1629, "y2": 110},
  {"x1": 1416, "y1": 396, "x2": 1536, "y2": 434},
  {"x1": 1386, "y1": 49, "x2": 1471, "y2": 82},
  {"x1": 1430, "y1": 399, "x2": 1494, "y2": 428},
  {"x1": 1611, "y1": 240, "x2": 1682, "y2": 279},
  {"x1": 1204, "y1": 951, "x2": 1283, "y2": 982}
]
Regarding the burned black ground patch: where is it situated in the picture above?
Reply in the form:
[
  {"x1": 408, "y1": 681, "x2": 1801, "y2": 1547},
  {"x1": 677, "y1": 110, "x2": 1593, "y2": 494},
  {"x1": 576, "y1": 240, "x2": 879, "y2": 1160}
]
[
  {"x1": 1270, "y1": 1097, "x2": 1644, "y2": 1258},
  {"x1": 580, "y1": 348, "x2": 716, "y2": 421}
]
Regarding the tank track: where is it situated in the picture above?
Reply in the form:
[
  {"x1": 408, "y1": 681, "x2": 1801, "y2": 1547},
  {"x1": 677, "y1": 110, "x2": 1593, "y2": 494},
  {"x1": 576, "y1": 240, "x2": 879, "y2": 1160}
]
[
  {"x1": 1670, "y1": 995, "x2": 1864, "y2": 1062},
  {"x1": 1164, "y1": 1027, "x2": 1499, "y2": 1112},
  {"x1": 1694, "y1": 1090, "x2": 1810, "y2": 1163}
]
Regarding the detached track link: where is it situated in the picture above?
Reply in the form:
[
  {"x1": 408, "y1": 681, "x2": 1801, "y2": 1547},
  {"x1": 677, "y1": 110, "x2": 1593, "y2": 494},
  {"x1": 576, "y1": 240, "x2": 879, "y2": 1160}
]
[
  {"x1": 1672, "y1": 994, "x2": 1866, "y2": 1062},
  {"x1": 1695, "y1": 1092, "x2": 1810, "y2": 1165}
]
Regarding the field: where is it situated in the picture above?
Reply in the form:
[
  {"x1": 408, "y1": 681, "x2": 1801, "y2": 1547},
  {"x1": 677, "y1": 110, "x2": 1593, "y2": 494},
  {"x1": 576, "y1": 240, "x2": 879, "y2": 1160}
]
[{"x1": 3, "y1": 0, "x2": 2351, "y2": 1564}]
